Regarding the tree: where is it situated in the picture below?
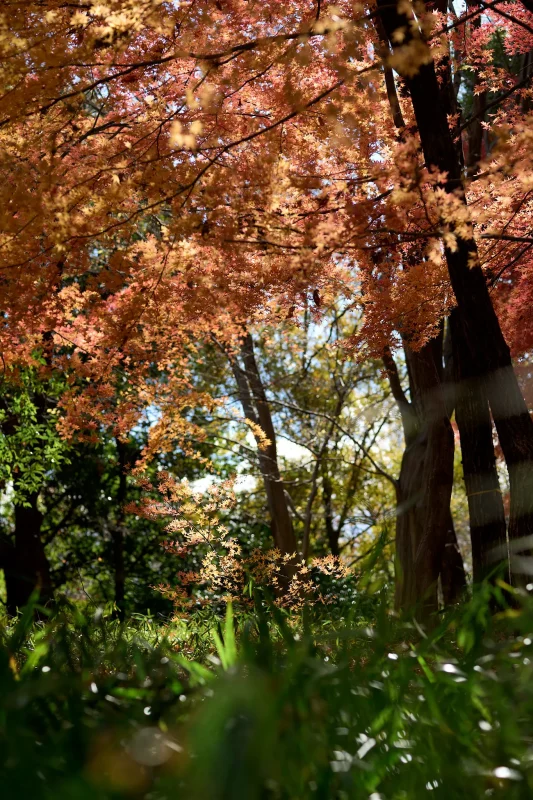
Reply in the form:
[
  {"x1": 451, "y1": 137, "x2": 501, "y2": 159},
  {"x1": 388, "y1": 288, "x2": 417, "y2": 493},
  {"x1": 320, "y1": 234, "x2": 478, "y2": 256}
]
[
  {"x1": 372, "y1": 52, "x2": 467, "y2": 611},
  {"x1": 225, "y1": 331, "x2": 298, "y2": 557},
  {"x1": 0, "y1": 367, "x2": 68, "y2": 613},
  {"x1": 383, "y1": 334, "x2": 467, "y2": 612},
  {"x1": 218, "y1": 308, "x2": 397, "y2": 563},
  {"x1": 2, "y1": 1, "x2": 533, "y2": 613},
  {"x1": 376, "y1": 0, "x2": 533, "y2": 596}
]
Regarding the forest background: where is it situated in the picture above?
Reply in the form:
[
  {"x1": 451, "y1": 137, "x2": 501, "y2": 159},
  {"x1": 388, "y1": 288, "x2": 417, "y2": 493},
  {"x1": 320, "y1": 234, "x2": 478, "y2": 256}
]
[{"x1": 3, "y1": 0, "x2": 533, "y2": 797}]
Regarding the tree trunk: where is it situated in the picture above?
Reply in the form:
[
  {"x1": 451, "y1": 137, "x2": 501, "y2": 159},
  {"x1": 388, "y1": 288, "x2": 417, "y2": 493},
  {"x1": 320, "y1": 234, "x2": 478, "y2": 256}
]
[
  {"x1": 321, "y1": 466, "x2": 340, "y2": 557},
  {"x1": 385, "y1": 336, "x2": 463, "y2": 617},
  {"x1": 4, "y1": 491, "x2": 53, "y2": 615},
  {"x1": 394, "y1": 431, "x2": 427, "y2": 610},
  {"x1": 231, "y1": 333, "x2": 298, "y2": 557},
  {"x1": 377, "y1": 0, "x2": 533, "y2": 586},
  {"x1": 441, "y1": 512, "x2": 468, "y2": 604},
  {"x1": 408, "y1": 341, "x2": 455, "y2": 617},
  {"x1": 450, "y1": 311, "x2": 509, "y2": 583},
  {"x1": 112, "y1": 438, "x2": 128, "y2": 621},
  {"x1": 442, "y1": 23, "x2": 510, "y2": 588},
  {"x1": 376, "y1": 21, "x2": 466, "y2": 611}
]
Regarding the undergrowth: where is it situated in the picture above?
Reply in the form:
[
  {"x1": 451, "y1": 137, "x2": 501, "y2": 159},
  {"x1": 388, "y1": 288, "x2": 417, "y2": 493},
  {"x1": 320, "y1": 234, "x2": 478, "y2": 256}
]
[{"x1": 1, "y1": 583, "x2": 533, "y2": 798}]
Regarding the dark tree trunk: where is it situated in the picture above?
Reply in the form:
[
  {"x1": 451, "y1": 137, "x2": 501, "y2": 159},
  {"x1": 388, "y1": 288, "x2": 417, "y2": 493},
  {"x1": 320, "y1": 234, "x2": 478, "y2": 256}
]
[
  {"x1": 4, "y1": 491, "x2": 53, "y2": 615},
  {"x1": 441, "y1": 22, "x2": 509, "y2": 588},
  {"x1": 394, "y1": 430, "x2": 427, "y2": 610},
  {"x1": 396, "y1": 464, "x2": 466, "y2": 608},
  {"x1": 450, "y1": 312, "x2": 509, "y2": 583},
  {"x1": 408, "y1": 342, "x2": 455, "y2": 617},
  {"x1": 377, "y1": 0, "x2": 533, "y2": 586},
  {"x1": 321, "y1": 467, "x2": 340, "y2": 557},
  {"x1": 376, "y1": 23, "x2": 466, "y2": 611},
  {"x1": 231, "y1": 333, "x2": 298, "y2": 558},
  {"x1": 112, "y1": 438, "x2": 128, "y2": 621},
  {"x1": 441, "y1": 512, "x2": 468, "y2": 604},
  {"x1": 385, "y1": 336, "x2": 464, "y2": 617}
]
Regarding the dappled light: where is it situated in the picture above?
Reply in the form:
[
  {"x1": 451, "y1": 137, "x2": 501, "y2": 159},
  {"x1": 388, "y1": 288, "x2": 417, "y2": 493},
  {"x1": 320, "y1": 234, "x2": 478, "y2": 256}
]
[{"x1": 1, "y1": 0, "x2": 533, "y2": 796}]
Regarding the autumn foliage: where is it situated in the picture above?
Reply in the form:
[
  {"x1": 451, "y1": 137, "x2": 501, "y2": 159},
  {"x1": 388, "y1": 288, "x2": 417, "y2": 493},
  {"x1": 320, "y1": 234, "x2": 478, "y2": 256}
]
[
  {"x1": 2, "y1": 0, "x2": 533, "y2": 617},
  {"x1": 0, "y1": 2, "x2": 531, "y2": 397}
]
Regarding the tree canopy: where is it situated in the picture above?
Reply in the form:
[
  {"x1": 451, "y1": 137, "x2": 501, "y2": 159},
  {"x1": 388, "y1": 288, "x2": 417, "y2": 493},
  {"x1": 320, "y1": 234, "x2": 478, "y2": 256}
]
[{"x1": 2, "y1": 0, "x2": 533, "y2": 614}]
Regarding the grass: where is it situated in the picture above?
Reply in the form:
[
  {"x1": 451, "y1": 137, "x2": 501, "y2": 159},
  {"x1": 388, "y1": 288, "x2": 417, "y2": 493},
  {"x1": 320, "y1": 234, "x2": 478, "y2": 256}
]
[{"x1": 1, "y1": 584, "x2": 533, "y2": 798}]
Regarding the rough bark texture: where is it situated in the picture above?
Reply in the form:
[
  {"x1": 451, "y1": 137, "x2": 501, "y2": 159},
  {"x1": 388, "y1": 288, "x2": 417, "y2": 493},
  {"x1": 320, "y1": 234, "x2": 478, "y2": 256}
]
[
  {"x1": 385, "y1": 335, "x2": 465, "y2": 616},
  {"x1": 394, "y1": 428, "x2": 428, "y2": 610},
  {"x1": 377, "y1": 0, "x2": 533, "y2": 586},
  {"x1": 408, "y1": 340, "x2": 455, "y2": 616},
  {"x1": 442, "y1": 18, "x2": 509, "y2": 586}
]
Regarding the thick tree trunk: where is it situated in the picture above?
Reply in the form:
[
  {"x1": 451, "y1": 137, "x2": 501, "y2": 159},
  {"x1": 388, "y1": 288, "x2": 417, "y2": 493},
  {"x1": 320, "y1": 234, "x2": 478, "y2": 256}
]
[
  {"x1": 377, "y1": 24, "x2": 466, "y2": 611},
  {"x1": 394, "y1": 432, "x2": 427, "y2": 610},
  {"x1": 377, "y1": 0, "x2": 533, "y2": 585},
  {"x1": 395, "y1": 415, "x2": 458, "y2": 615},
  {"x1": 408, "y1": 341, "x2": 455, "y2": 617},
  {"x1": 442, "y1": 26, "x2": 509, "y2": 588},
  {"x1": 450, "y1": 312, "x2": 509, "y2": 583},
  {"x1": 386, "y1": 337, "x2": 463, "y2": 617},
  {"x1": 397, "y1": 459, "x2": 466, "y2": 607},
  {"x1": 4, "y1": 491, "x2": 53, "y2": 615}
]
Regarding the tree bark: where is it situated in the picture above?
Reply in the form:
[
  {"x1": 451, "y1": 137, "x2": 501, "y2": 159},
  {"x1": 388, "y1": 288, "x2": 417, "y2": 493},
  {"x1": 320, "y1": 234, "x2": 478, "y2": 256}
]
[
  {"x1": 441, "y1": 512, "x2": 468, "y2": 604},
  {"x1": 449, "y1": 312, "x2": 509, "y2": 583},
  {"x1": 231, "y1": 333, "x2": 298, "y2": 557},
  {"x1": 441, "y1": 14, "x2": 509, "y2": 588},
  {"x1": 394, "y1": 428, "x2": 428, "y2": 610},
  {"x1": 385, "y1": 337, "x2": 464, "y2": 616},
  {"x1": 408, "y1": 340, "x2": 455, "y2": 617},
  {"x1": 376, "y1": 24, "x2": 465, "y2": 610}
]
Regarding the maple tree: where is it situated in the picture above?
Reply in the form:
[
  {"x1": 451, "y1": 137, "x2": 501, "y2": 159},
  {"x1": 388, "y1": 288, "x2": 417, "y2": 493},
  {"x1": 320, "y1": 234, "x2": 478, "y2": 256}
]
[{"x1": 2, "y1": 0, "x2": 533, "y2": 615}]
